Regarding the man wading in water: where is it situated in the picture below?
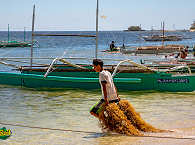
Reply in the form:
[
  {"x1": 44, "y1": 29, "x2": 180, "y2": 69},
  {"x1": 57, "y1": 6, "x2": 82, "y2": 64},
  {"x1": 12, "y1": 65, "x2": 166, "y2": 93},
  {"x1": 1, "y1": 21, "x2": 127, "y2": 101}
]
[
  {"x1": 90, "y1": 59, "x2": 120, "y2": 117},
  {"x1": 90, "y1": 59, "x2": 166, "y2": 135}
]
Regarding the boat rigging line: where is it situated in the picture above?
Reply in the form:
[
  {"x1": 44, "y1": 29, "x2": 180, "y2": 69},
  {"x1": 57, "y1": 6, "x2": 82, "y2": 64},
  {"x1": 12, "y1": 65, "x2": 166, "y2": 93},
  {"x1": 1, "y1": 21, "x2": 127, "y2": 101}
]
[{"x1": 112, "y1": 59, "x2": 192, "y2": 77}]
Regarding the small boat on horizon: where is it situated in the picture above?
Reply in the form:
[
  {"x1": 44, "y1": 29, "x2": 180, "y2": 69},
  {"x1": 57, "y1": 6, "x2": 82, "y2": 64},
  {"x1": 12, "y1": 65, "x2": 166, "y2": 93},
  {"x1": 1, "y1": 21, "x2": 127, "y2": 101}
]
[
  {"x1": 0, "y1": 40, "x2": 32, "y2": 48},
  {"x1": 120, "y1": 44, "x2": 185, "y2": 54},
  {"x1": 0, "y1": 24, "x2": 32, "y2": 48},
  {"x1": 142, "y1": 35, "x2": 183, "y2": 41},
  {"x1": 143, "y1": 22, "x2": 183, "y2": 42}
]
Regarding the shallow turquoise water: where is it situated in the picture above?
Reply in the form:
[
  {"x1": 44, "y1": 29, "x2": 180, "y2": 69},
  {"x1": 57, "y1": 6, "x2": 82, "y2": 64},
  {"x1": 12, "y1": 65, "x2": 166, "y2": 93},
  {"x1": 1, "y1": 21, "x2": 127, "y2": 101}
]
[
  {"x1": 0, "y1": 85, "x2": 195, "y2": 144},
  {"x1": 0, "y1": 31, "x2": 195, "y2": 144}
]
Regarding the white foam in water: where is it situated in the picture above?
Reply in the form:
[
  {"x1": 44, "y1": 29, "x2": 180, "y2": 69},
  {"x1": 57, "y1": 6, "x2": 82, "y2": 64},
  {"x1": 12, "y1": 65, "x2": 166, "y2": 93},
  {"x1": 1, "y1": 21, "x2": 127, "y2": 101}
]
[{"x1": 183, "y1": 136, "x2": 195, "y2": 139}]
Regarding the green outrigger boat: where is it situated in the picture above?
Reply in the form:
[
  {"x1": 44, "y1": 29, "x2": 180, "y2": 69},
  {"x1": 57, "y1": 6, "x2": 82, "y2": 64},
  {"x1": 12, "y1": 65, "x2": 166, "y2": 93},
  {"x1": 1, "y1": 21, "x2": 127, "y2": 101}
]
[{"x1": 0, "y1": 59, "x2": 195, "y2": 92}]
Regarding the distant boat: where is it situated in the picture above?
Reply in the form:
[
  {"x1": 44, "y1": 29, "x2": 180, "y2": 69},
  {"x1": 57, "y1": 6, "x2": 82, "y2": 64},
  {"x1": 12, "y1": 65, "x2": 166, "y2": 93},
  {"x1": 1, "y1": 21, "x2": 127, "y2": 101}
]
[
  {"x1": 142, "y1": 35, "x2": 183, "y2": 41},
  {"x1": 0, "y1": 25, "x2": 32, "y2": 48},
  {"x1": 121, "y1": 45, "x2": 185, "y2": 54},
  {"x1": 143, "y1": 22, "x2": 183, "y2": 41},
  {"x1": 0, "y1": 41, "x2": 32, "y2": 48}
]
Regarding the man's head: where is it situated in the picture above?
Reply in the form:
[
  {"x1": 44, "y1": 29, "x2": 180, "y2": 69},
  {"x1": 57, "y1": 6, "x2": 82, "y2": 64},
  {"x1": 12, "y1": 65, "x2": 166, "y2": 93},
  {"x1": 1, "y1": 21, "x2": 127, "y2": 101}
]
[{"x1": 93, "y1": 59, "x2": 103, "y2": 72}]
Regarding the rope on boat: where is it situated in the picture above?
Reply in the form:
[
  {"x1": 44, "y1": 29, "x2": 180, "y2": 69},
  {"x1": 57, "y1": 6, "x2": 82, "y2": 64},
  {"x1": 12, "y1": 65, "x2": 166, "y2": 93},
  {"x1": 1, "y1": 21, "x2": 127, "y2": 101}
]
[
  {"x1": 44, "y1": 57, "x2": 87, "y2": 78},
  {"x1": 112, "y1": 59, "x2": 156, "y2": 77},
  {"x1": 159, "y1": 65, "x2": 192, "y2": 74},
  {"x1": 0, "y1": 61, "x2": 20, "y2": 69},
  {"x1": 44, "y1": 58, "x2": 60, "y2": 77},
  {"x1": 0, "y1": 122, "x2": 194, "y2": 140},
  {"x1": 112, "y1": 59, "x2": 192, "y2": 77},
  {"x1": 0, "y1": 58, "x2": 48, "y2": 69},
  {"x1": 59, "y1": 58, "x2": 87, "y2": 70},
  {"x1": 3, "y1": 59, "x2": 48, "y2": 66}
]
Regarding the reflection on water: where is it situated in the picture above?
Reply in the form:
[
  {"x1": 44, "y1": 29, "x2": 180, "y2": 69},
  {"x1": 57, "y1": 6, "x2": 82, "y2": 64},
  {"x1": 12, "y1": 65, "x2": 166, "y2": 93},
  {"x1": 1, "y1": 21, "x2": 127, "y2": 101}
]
[{"x1": 0, "y1": 85, "x2": 195, "y2": 144}]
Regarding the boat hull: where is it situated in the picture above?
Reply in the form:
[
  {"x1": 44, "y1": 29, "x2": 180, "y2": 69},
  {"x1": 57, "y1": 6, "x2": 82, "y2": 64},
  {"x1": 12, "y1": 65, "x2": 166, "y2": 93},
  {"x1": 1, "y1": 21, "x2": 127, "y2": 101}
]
[{"x1": 0, "y1": 72, "x2": 195, "y2": 92}]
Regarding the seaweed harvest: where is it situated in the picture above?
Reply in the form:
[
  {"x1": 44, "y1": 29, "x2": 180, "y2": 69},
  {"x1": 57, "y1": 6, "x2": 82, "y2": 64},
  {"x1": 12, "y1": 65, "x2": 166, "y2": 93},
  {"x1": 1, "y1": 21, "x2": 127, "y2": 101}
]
[{"x1": 98, "y1": 100, "x2": 165, "y2": 136}]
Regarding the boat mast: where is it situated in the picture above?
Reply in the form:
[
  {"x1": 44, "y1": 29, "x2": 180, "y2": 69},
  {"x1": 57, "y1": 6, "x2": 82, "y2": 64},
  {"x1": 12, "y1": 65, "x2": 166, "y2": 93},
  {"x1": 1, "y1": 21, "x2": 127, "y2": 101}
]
[
  {"x1": 24, "y1": 27, "x2": 26, "y2": 42},
  {"x1": 162, "y1": 21, "x2": 165, "y2": 48},
  {"x1": 95, "y1": 0, "x2": 99, "y2": 59},
  {"x1": 8, "y1": 24, "x2": 10, "y2": 42},
  {"x1": 31, "y1": 5, "x2": 35, "y2": 67}
]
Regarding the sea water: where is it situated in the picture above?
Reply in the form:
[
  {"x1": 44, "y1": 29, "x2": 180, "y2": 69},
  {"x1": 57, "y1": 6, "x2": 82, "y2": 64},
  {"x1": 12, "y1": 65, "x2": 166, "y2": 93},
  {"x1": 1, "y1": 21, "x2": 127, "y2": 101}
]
[
  {"x1": 0, "y1": 88, "x2": 195, "y2": 145},
  {"x1": 0, "y1": 31, "x2": 195, "y2": 70},
  {"x1": 0, "y1": 31, "x2": 195, "y2": 144}
]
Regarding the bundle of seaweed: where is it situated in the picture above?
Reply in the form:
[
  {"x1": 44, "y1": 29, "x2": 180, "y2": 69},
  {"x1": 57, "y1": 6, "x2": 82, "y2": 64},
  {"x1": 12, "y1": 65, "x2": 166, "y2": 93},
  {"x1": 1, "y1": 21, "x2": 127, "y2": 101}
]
[
  {"x1": 98, "y1": 103, "x2": 143, "y2": 136},
  {"x1": 118, "y1": 100, "x2": 165, "y2": 133},
  {"x1": 98, "y1": 100, "x2": 166, "y2": 135}
]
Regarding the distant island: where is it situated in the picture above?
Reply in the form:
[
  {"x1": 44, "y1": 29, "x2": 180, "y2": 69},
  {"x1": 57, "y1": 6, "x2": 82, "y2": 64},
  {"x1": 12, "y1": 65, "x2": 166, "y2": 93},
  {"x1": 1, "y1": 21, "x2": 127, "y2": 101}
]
[{"x1": 124, "y1": 26, "x2": 144, "y2": 31}]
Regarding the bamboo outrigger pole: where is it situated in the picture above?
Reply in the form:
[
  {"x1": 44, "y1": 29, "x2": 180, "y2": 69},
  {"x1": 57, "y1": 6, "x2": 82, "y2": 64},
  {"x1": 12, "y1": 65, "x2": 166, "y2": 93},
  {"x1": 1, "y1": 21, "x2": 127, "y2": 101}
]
[
  {"x1": 31, "y1": 5, "x2": 35, "y2": 67},
  {"x1": 95, "y1": 0, "x2": 99, "y2": 59},
  {"x1": 33, "y1": 34, "x2": 96, "y2": 37}
]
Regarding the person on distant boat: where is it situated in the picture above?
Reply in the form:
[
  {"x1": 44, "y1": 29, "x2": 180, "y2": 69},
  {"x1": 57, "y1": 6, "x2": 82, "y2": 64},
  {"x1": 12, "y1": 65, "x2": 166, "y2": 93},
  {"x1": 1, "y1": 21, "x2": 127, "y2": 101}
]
[
  {"x1": 185, "y1": 46, "x2": 189, "y2": 53},
  {"x1": 180, "y1": 50, "x2": 187, "y2": 59},
  {"x1": 184, "y1": 46, "x2": 189, "y2": 56},
  {"x1": 193, "y1": 45, "x2": 195, "y2": 57},
  {"x1": 184, "y1": 46, "x2": 189, "y2": 58},
  {"x1": 110, "y1": 41, "x2": 116, "y2": 51}
]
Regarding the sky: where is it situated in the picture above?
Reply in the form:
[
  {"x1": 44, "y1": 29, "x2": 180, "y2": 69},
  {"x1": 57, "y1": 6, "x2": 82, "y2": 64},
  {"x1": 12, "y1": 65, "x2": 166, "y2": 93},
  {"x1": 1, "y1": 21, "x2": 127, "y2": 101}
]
[{"x1": 0, "y1": 0, "x2": 194, "y2": 31}]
